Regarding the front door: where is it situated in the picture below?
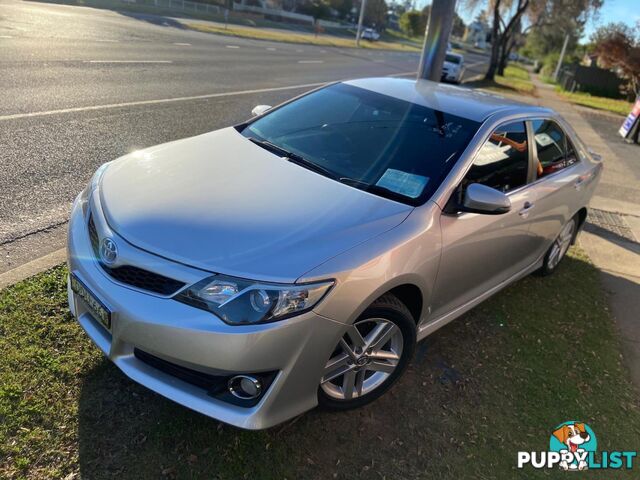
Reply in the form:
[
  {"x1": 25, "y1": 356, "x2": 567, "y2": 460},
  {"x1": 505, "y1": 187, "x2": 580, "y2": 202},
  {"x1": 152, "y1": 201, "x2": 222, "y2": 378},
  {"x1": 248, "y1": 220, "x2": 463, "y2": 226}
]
[{"x1": 431, "y1": 121, "x2": 539, "y2": 319}]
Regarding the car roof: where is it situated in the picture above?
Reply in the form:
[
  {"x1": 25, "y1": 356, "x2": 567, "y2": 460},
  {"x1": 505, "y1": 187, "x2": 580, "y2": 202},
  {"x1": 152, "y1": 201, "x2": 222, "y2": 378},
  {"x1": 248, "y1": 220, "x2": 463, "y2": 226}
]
[{"x1": 343, "y1": 77, "x2": 553, "y2": 123}]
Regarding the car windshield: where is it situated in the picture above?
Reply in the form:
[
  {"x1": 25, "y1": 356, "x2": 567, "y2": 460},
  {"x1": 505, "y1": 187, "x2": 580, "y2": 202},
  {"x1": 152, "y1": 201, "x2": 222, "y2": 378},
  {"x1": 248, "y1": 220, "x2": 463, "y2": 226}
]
[
  {"x1": 241, "y1": 83, "x2": 480, "y2": 205},
  {"x1": 445, "y1": 54, "x2": 461, "y2": 64}
]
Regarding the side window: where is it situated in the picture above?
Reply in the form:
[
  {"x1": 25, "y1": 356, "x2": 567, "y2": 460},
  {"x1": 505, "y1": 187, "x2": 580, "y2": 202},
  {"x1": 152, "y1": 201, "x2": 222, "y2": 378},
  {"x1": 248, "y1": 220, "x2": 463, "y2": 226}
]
[
  {"x1": 532, "y1": 120, "x2": 578, "y2": 178},
  {"x1": 463, "y1": 121, "x2": 529, "y2": 193}
]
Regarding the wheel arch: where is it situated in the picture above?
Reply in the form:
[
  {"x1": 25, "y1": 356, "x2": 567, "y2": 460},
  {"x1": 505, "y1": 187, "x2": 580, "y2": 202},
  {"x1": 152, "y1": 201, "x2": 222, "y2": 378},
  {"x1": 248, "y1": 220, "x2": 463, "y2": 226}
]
[{"x1": 573, "y1": 207, "x2": 588, "y2": 244}]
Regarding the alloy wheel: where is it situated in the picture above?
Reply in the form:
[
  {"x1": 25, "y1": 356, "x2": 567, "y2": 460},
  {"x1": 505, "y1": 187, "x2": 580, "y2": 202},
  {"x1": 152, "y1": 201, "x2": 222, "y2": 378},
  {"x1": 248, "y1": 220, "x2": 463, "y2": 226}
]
[
  {"x1": 321, "y1": 318, "x2": 404, "y2": 400},
  {"x1": 548, "y1": 219, "x2": 576, "y2": 269}
]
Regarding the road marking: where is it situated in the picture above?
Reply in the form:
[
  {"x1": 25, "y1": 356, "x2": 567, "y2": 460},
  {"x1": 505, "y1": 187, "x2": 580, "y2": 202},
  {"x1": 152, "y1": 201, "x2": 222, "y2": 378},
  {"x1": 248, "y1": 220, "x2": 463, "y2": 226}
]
[
  {"x1": 226, "y1": 45, "x2": 240, "y2": 49},
  {"x1": 0, "y1": 35, "x2": 13, "y2": 39},
  {"x1": 83, "y1": 60, "x2": 173, "y2": 64},
  {"x1": 95, "y1": 39, "x2": 119, "y2": 43},
  {"x1": 0, "y1": 72, "x2": 416, "y2": 122},
  {"x1": 298, "y1": 60, "x2": 324, "y2": 64},
  {"x1": 266, "y1": 47, "x2": 276, "y2": 51},
  {"x1": 173, "y1": 42, "x2": 191, "y2": 46},
  {"x1": 296, "y1": 49, "x2": 304, "y2": 52}
]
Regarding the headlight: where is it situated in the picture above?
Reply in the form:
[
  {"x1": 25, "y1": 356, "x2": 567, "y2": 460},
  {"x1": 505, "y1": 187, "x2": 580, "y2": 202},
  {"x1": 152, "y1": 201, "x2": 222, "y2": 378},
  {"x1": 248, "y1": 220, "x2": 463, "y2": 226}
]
[{"x1": 175, "y1": 275, "x2": 334, "y2": 325}]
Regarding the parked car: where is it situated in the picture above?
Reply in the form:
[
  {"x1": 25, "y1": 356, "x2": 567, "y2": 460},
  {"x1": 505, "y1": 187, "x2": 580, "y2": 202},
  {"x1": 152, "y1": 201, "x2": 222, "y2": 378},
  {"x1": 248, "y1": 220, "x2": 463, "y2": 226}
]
[
  {"x1": 442, "y1": 52, "x2": 464, "y2": 83},
  {"x1": 360, "y1": 28, "x2": 380, "y2": 41},
  {"x1": 68, "y1": 78, "x2": 602, "y2": 430}
]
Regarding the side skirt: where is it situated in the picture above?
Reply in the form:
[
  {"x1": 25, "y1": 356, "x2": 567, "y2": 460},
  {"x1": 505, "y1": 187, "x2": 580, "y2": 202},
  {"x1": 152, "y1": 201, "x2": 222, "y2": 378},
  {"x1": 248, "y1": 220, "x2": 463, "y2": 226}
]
[{"x1": 416, "y1": 257, "x2": 544, "y2": 342}]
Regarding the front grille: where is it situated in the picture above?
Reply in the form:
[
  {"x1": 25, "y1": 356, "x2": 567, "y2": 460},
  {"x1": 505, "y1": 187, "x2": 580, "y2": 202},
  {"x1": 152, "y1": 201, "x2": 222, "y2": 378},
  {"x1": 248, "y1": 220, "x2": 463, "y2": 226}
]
[
  {"x1": 87, "y1": 214, "x2": 186, "y2": 296},
  {"x1": 88, "y1": 214, "x2": 99, "y2": 256},
  {"x1": 101, "y1": 264, "x2": 185, "y2": 296}
]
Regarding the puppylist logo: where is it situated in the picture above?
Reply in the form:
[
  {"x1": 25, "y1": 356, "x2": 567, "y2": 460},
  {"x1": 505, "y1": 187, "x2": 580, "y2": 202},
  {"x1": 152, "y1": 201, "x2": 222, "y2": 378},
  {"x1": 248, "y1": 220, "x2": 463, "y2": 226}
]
[{"x1": 517, "y1": 421, "x2": 637, "y2": 471}]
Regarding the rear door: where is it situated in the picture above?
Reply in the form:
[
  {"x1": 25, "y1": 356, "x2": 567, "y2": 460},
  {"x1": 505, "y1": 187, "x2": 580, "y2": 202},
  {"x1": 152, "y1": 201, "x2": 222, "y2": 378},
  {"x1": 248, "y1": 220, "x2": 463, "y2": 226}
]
[
  {"x1": 431, "y1": 121, "x2": 539, "y2": 319},
  {"x1": 525, "y1": 119, "x2": 584, "y2": 260}
]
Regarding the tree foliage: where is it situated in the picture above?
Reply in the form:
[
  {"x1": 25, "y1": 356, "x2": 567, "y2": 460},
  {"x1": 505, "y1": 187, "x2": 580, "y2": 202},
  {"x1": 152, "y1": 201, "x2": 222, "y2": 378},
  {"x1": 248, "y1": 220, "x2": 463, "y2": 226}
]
[
  {"x1": 399, "y1": 5, "x2": 465, "y2": 39},
  {"x1": 592, "y1": 22, "x2": 640, "y2": 96},
  {"x1": 520, "y1": 0, "x2": 602, "y2": 63},
  {"x1": 364, "y1": 0, "x2": 388, "y2": 29},
  {"x1": 399, "y1": 10, "x2": 424, "y2": 37}
]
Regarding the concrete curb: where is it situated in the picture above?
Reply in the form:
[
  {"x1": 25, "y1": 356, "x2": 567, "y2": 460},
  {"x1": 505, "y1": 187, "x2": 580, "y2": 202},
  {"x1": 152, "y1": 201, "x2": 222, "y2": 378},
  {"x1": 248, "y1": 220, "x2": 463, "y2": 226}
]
[{"x1": 0, "y1": 248, "x2": 66, "y2": 291}]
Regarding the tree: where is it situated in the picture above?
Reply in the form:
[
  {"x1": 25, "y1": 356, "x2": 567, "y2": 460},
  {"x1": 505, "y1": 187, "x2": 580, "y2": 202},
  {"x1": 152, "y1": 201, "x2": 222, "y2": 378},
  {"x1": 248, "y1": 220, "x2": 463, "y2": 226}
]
[
  {"x1": 592, "y1": 22, "x2": 640, "y2": 96},
  {"x1": 463, "y1": 0, "x2": 532, "y2": 80},
  {"x1": 400, "y1": 10, "x2": 424, "y2": 37},
  {"x1": 520, "y1": 0, "x2": 602, "y2": 65},
  {"x1": 298, "y1": 0, "x2": 332, "y2": 20},
  {"x1": 328, "y1": 0, "x2": 354, "y2": 19},
  {"x1": 364, "y1": 0, "x2": 388, "y2": 29}
]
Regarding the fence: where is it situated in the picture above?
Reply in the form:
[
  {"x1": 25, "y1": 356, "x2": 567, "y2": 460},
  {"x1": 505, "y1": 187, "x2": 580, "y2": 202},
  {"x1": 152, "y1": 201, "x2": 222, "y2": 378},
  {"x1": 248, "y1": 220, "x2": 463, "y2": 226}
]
[{"x1": 558, "y1": 65, "x2": 624, "y2": 99}]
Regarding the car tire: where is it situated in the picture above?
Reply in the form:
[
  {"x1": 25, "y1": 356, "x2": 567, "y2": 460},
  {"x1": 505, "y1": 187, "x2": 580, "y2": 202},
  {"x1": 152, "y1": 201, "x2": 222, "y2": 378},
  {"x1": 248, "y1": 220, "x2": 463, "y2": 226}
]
[
  {"x1": 536, "y1": 216, "x2": 577, "y2": 276},
  {"x1": 318, "y1": 293, "x2": 416, "y2": 411}
]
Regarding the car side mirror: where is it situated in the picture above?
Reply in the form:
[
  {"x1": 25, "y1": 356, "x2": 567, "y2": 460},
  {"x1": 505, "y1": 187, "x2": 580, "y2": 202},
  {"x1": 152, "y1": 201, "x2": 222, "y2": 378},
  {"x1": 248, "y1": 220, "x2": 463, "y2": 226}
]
[
  {"x1": 461, "y1": 183, "x2": 511, "y2": 215},
  {"x1": 251, "y1": 105, "x2": 272, "y2": 117}
]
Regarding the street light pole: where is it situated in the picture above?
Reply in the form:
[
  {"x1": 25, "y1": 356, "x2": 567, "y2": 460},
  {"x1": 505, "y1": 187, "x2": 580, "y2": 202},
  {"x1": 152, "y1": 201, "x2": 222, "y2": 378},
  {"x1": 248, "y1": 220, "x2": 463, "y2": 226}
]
[
  {"x1": 417, "y1": 0, "x2": 456, "y2": 81},
  {"x1": 355, "y1": 0, "x2": 367, "y2": 47},
  {"x1": 553, "y1": 33, "x2": 570, "y2": 82}
]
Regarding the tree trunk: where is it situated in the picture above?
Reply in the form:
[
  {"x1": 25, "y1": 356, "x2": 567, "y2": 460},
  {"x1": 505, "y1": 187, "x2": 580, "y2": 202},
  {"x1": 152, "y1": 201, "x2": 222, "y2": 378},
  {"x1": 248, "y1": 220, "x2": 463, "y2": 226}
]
[
  {"x1": 484, "y1": 0, "x2": 502, "y2": 81},
  {"x1": 497, "y1": 37, "x2": 513, "y2": 76}
]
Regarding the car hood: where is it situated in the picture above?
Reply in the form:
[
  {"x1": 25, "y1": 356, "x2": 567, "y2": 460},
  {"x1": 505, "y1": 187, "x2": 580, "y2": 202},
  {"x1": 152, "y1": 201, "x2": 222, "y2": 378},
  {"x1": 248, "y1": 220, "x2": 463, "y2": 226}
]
[{"x1": 100, "y1": 127, "x2": 413, "y2": 283}]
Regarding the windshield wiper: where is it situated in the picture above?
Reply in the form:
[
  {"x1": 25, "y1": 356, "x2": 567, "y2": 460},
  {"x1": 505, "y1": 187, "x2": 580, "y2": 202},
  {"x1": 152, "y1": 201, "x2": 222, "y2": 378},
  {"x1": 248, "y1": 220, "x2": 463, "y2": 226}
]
[{"x1": 247, "y1": 137, "x2": 337, "y2": 179}]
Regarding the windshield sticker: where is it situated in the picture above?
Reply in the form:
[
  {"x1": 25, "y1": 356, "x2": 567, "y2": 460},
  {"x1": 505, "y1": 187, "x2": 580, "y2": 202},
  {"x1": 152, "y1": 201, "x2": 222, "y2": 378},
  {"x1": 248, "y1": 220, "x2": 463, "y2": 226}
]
[{"x1": 376, "y1": 169, "x2": 429, "y2": 198}]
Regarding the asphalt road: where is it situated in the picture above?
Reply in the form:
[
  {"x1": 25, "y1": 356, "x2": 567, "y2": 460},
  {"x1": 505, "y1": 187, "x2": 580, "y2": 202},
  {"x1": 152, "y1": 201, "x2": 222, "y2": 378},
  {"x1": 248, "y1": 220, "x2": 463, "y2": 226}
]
[{"x1": 0, "y1": 0, "x2": 489, "y2": 273}]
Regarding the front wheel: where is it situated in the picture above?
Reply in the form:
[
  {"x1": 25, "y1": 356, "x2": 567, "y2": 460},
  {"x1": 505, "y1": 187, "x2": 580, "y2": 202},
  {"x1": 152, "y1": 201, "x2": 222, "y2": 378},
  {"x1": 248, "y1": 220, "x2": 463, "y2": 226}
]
[
  {"x1": 318, "y1": 294, "x2": 416, "y2": 410},
  {"x1": 537, "y1": 217, "x2": 577, "y2": 276}
]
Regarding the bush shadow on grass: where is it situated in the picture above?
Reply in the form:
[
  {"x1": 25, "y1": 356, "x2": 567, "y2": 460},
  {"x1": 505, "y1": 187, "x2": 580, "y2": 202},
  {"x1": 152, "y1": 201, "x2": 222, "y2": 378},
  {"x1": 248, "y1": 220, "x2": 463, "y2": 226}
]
[{"x1": 75, "y1": 252, "x2": 640, "y2": 479}]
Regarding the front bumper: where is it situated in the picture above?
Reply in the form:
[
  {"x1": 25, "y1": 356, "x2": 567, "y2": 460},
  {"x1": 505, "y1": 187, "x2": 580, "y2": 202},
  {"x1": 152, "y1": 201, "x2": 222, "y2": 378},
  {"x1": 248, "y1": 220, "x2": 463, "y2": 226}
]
[{"x1": 67, "y1": 195, "x2": 345, "y2": 429}]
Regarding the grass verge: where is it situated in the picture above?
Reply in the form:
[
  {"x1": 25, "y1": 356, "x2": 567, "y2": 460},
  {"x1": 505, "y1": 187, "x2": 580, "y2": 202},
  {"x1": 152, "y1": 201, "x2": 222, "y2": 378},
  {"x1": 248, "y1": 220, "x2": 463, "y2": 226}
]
[
  {"x1": 2, "y1": 249, "x2": 639, "y2": 479},
  {"x1": 556, "y1": 89, "x2": 633, "y2": 116},
  {"x1": 185, "y1": 22, "x2": 421, "y2": 51},
  {"x1": 470, "y1": 64, "x2": 537, "y2": 97}
]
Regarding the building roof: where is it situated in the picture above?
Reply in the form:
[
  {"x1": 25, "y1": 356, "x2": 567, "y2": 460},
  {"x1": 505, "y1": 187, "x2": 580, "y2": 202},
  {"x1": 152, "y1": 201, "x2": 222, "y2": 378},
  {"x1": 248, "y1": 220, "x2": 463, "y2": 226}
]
[{"x1": 344, "y1": 77, "x2": 552, "y2": 122}]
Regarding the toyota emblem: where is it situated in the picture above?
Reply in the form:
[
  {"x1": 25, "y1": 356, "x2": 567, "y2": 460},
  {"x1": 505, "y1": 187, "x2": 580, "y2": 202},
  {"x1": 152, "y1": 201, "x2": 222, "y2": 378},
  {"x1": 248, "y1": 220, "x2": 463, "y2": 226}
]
[{"x1": 100, "y1": 237, "x2": 118, "y2": 264}]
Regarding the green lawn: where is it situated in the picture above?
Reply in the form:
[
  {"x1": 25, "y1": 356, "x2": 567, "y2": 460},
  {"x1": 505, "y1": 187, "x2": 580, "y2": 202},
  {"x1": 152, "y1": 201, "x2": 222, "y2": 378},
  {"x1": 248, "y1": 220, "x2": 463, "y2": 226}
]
[
  {"x1": 556, "y1": 89, "x2": 634, "y2": 116},
  {"x1": 2, "y1": 249, "x2": 639, "y2": 479},
  {"x1": 470, "y1": 64, "x2": 537, "y2": 97},
  {"x1": 186, "y1": 22, "x2": 421, "y2": 52}
]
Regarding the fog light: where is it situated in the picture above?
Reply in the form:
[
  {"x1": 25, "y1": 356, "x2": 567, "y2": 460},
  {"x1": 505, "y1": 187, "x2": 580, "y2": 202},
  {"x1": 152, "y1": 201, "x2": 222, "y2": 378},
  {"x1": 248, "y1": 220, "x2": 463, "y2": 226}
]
[{"x1": 228, "y1": 375, "x2": 262, "y2": 400}]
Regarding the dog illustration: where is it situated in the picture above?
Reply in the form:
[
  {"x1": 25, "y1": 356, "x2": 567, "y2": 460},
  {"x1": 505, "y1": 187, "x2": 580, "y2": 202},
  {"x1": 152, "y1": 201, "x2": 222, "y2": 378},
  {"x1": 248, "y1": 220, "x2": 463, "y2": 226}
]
[{"x1": 552, "y1": 423, "x2": 591, "y2": 471}]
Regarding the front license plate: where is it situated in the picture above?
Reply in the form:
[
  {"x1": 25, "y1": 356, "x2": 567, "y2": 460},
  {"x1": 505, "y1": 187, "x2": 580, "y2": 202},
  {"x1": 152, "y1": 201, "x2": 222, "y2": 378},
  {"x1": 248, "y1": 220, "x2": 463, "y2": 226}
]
[{"x1": 71, "y1": 274, "x2": 111, "y2": 330}]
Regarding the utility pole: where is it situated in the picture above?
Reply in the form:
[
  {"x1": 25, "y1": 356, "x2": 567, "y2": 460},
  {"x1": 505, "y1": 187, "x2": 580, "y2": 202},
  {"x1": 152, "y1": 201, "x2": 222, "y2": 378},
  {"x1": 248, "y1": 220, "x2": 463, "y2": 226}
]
[
  {"x1": 355, "y1": 0, "x2": 367, "y2": 47},
  {"x1": 553, "y1": 33, "x2": 570, "y2": 82},
  {"x1": 417, "y1": 0, "x2": 456, "y2": 81}
]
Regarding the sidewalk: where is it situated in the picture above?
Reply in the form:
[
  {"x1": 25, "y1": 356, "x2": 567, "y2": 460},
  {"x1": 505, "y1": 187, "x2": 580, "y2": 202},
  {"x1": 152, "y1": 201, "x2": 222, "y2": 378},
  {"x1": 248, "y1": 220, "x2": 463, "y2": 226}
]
[{"x1": 531, "y1": 76, "x2": 640, "y2": 388}]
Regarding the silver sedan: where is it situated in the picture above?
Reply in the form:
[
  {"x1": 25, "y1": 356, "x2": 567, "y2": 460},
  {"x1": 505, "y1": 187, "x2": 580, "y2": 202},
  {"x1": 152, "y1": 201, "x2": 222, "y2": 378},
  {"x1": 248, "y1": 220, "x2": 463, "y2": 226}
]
[{"x1": 67, "y1": 78, "x2": 602, "y2": 429}]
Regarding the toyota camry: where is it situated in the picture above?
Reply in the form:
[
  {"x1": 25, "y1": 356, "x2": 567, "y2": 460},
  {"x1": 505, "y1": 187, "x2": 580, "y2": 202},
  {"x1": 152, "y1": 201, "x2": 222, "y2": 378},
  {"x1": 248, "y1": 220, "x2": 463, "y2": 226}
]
[{"x1": 67, "y1": 77, "x2": 602, "y2": 429}]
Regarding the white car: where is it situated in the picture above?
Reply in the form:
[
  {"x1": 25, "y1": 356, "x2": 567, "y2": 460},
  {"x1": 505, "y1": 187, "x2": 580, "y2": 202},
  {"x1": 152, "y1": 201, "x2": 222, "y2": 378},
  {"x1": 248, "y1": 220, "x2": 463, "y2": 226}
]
[
  {"x1": 442, "y1": 52, "x2": 464, "y2": 84},
  {"x1": 360, "y1": 28, "x2": 380, "y2": 41}
]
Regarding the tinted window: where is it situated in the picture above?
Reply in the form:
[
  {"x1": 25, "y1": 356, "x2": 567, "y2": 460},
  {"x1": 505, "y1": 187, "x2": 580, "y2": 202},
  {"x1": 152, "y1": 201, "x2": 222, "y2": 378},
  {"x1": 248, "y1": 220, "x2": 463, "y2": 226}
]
[
  {"x1": 242, "y1": 83, "x2": 481, "y2": 205},
  {"x1": 462, "y1": 121, "x2": 529, "y2": 193},
  {"x1": 445, "y1": 54, "x2": 461, "y2": 64},
  {"x1": 532, "y1": 120, "x2": 578, "y2": 178}
]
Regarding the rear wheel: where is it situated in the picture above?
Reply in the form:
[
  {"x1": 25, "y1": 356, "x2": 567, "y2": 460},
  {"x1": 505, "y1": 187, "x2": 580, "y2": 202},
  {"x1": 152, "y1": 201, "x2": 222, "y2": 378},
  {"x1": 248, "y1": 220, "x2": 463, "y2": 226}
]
[
  {"x1": 318, "y1": 294, "x2": 416, "y2": 410},
  {"x1": 538, "y1": 217, "x2": 577, "y2": 276}
]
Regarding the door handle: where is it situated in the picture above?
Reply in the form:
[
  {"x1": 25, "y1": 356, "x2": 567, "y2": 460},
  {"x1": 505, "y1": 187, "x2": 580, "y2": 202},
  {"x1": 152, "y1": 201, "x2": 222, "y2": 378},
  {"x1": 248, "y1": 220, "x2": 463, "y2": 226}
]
[
  {"x1": 574, "y1": 176, "x2": 587, "y2": 190},
  {"x1": 519, "y1": 201, "x2": 534, "y2": 218}
]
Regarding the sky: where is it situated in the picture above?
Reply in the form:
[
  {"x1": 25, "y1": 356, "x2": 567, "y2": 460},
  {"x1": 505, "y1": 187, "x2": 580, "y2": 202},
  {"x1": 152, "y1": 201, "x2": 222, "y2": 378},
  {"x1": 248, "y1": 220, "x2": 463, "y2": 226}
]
[{"x1": 436, "y1": 0, "x2": 640, "y2": 42}]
